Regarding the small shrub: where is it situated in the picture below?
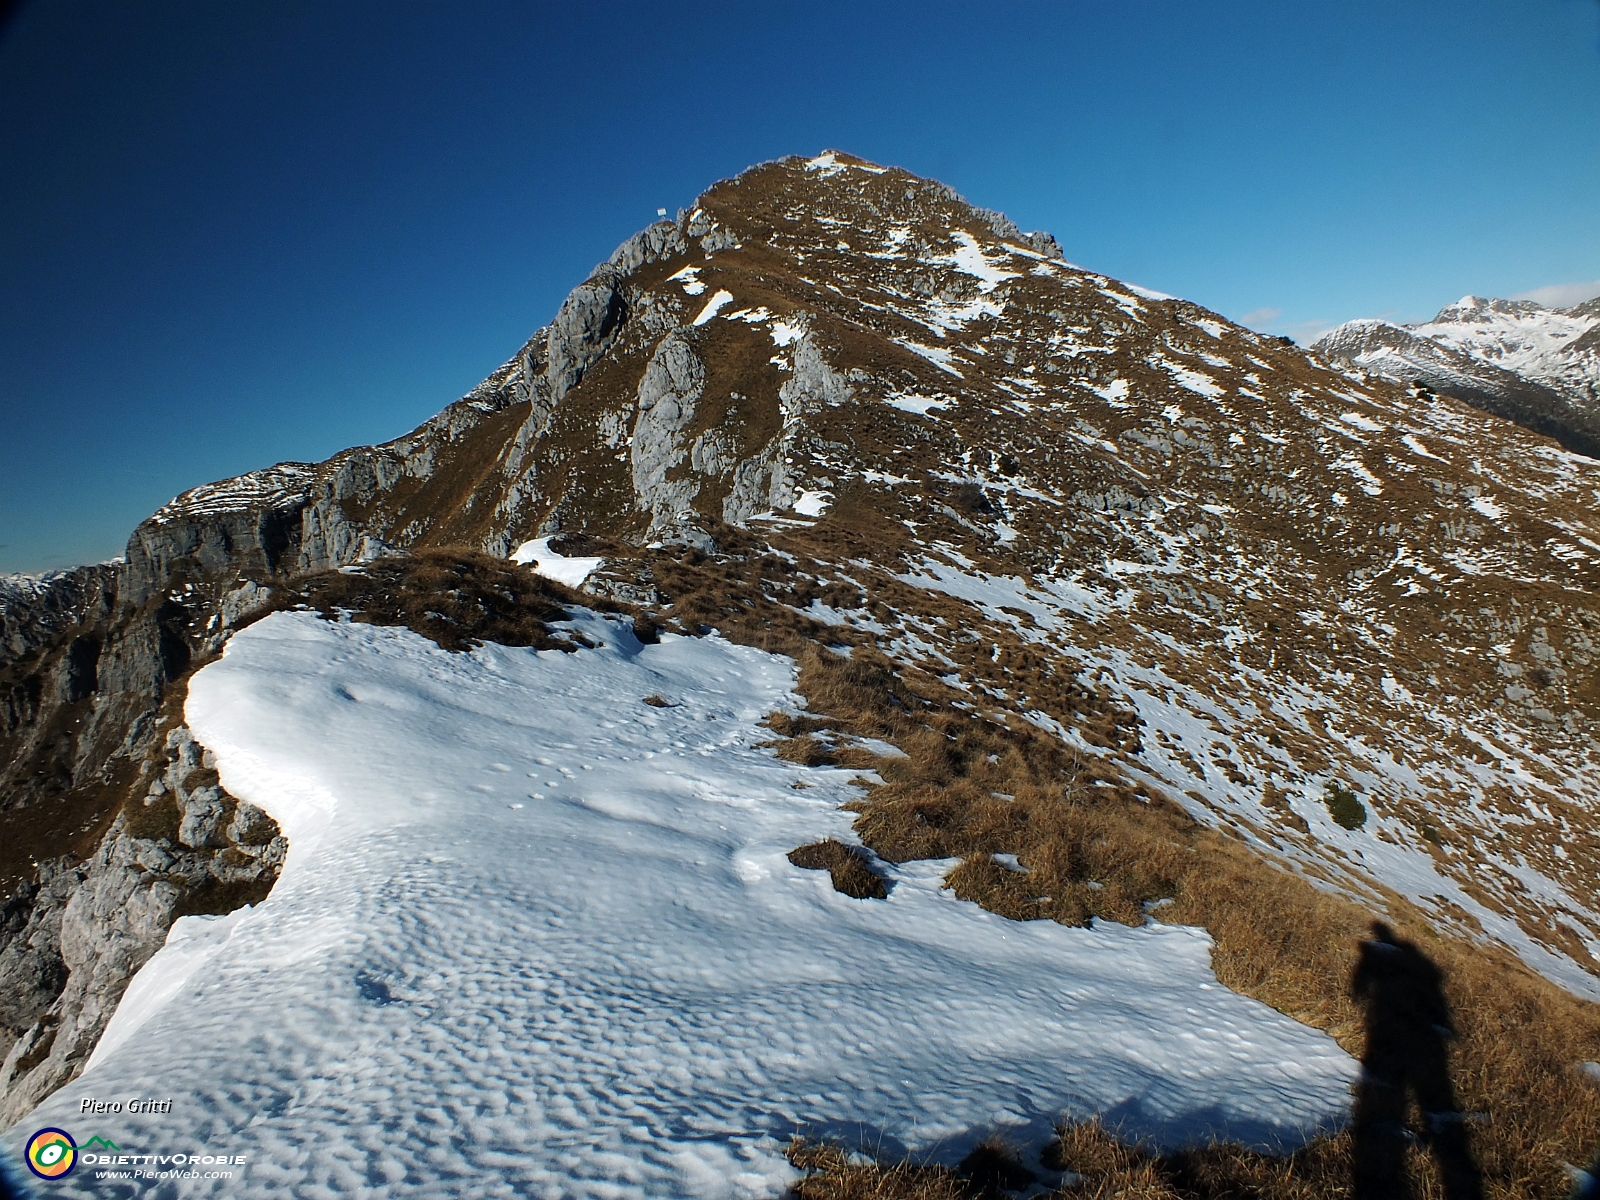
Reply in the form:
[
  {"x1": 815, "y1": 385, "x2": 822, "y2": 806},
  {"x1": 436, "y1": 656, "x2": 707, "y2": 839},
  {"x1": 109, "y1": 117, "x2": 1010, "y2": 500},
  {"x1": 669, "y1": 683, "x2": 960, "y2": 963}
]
[
  {"x1": 955, "y1": 1138, "x2": 1034, "y2": 1197},
  {"x1": 1324, "y1": 781, "x2": 1367, "y2": 830}
]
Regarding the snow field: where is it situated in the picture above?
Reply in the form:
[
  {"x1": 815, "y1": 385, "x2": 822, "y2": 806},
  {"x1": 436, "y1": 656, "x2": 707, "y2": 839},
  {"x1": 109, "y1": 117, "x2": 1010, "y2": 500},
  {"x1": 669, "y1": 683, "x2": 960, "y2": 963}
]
[{"x1": 11, "y1": 611, "x2": 1356, "y2": 1198}]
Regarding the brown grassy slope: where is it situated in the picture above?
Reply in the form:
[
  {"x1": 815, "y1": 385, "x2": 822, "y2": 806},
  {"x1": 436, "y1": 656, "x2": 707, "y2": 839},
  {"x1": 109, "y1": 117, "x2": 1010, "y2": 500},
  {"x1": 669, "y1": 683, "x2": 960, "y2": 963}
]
[{"x1": 621, "y1": 536, "x2": 1600, "y2": 1200}]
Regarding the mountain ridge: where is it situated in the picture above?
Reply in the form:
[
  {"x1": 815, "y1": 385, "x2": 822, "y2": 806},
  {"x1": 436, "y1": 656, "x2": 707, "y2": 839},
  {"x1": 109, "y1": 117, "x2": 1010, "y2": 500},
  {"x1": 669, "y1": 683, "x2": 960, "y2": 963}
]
[
  {"x1": 9, "y1": 143, "x2": 1600, "y2": 1009},
  {"x1": 3, "y1": 149, "x2": 1600, "y2": 1195}
]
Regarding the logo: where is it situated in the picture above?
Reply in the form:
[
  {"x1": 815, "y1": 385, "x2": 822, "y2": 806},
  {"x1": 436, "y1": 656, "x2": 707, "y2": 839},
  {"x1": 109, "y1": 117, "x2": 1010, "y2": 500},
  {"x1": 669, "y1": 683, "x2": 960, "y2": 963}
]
[{"x1": 26, "y1": 1128, "x2": 77, "y2": 1179}]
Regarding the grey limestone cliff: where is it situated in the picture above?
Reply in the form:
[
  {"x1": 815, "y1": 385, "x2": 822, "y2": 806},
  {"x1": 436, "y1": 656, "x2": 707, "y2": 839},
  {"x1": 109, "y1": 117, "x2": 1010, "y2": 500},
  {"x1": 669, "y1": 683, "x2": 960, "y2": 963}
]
[{"x1": 632, "y1": 331, "x2": 710, "y2": 533}]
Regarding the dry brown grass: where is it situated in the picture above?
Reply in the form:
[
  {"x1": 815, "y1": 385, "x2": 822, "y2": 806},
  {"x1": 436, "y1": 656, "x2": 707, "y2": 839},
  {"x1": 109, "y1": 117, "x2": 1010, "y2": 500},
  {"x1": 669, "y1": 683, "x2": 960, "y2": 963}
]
[
  {"x1": 787, "y1": 840, "x2": 888, "y2": 900},
  {"x1": 772, "y1": 735, "x2": 840, "y2": 767},
  {"x1": 1044, "y1": 1120, "x2": 1357, "y2": 1199},
  {"x1": 281, "y1": 547, "x2": 611, "y2": 652},
  {"x1": 787, "y1": 1141, "x2": 969, "y2": 1200},
  {"x1": 793, "y1": 1112, "x2": 1585, "y2": 1200}
]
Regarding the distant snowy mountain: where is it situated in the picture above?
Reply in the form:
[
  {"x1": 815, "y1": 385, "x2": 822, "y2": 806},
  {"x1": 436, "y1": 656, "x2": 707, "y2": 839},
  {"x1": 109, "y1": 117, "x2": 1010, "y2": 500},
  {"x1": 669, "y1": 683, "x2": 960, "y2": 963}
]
[
  {"x1": 5, "y1": 151, "x2": 1600, "y2": 1198},
  {"x1": 1418, "y1": 295, "x2": 1600, "y2": 404},
  {"x1": 1314, "y1": 294, "x2": 1600, "y2": 456}
]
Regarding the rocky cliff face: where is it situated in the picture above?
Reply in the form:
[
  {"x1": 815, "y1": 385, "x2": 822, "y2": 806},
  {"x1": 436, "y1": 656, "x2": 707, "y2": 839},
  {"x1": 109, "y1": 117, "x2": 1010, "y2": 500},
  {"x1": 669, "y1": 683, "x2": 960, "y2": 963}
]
[
  {"x1": 7, "y1": 151, "x2": 1600, "y2": 1124},
  {"x1": 0, "y1": 720, "x2": 283, "y2": 1124},
  {"x1": 0, "y1": 567, "x2": 118, "y2": 673},
  {"x1": 1314, "y1": 295, "x2": 1600, "y2": 457}
]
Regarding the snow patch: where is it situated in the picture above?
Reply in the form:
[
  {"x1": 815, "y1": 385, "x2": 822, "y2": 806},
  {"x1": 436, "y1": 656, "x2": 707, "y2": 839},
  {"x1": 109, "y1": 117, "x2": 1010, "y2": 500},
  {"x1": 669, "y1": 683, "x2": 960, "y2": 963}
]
[
  {"x1": 1089, "y1": 379, "x2": 1133, "y2": 409},
  {"x1": 668, "y1": 266, "x2": 706, "y2": 297},
  {"x1": 1125, "y1": 282, "x2": 1175, "y2": 301},
  {"x1": 949, "y1": 230, "x2": 1019, "y2": 289},
  {"x1": 511, "y1": 536, "x2": 603, "y2": 588},
  {"x1": 896, "y1": 340, "x2": 965, "y2": 377},
  {"x1": 693, "y1": 290, "x2": 735, "y2": 326},
  {"x1": 1159, "y1": 360, "x2": 1224, "y2": 399},
  {"x1": 1401, "y1": 433, "x2": 1445, "y2": 461},
  {"x1": 793, "y1": 491, "x2": 831, "y2": 517},
  {"x1": 803, "y1": 151, "x2": 883, "y2": 178},
  {"x1": 1339, "y1": 412, "x2": 1385, "y2": 433},
  {"x1": 885, "y1": 394, "x2": 950, "y2": 415}
]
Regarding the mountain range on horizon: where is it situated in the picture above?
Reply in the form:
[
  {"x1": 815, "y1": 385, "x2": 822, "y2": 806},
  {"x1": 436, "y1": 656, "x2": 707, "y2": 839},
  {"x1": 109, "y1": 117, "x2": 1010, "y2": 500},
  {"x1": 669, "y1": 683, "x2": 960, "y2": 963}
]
[
  {"x1": 1313, "y1": 291, "x2": 1600, "y2": 458},
  {"x1": 2, "y1": 150, "x2": 1599, "y2": 1199}
]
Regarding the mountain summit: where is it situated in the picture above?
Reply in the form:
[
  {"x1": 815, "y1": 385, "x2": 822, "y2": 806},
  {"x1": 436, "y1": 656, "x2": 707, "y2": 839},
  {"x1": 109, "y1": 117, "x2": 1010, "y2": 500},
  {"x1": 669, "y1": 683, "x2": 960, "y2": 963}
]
[{"x1": 3, "y1": 151, "x2": 1599, "y2": 1196}]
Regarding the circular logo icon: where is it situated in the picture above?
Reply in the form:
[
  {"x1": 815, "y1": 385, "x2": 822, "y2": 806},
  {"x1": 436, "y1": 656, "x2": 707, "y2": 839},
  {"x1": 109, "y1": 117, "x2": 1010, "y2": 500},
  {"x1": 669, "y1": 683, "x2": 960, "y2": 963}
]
[{"x1": 26, "y1": 1128, "x2": 77, "y2": 1179}]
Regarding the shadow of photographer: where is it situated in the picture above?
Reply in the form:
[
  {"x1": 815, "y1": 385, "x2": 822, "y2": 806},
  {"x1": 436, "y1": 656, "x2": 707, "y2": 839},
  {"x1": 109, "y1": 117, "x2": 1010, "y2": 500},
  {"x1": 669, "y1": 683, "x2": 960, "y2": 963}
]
[{"x1": 1351, "y1": 921, "x2": 1484, "y2": 1200}]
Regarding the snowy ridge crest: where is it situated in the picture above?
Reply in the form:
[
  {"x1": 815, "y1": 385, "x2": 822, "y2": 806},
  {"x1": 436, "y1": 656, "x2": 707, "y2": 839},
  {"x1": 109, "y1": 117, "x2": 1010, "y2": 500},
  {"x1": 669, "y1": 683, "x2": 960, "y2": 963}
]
[
  {"x1": 151, "y1": 463, "x2": 318, "y2": 523},
  {"x1": 8, "y1": 609, "x2": 1355, "y2": 1197}
]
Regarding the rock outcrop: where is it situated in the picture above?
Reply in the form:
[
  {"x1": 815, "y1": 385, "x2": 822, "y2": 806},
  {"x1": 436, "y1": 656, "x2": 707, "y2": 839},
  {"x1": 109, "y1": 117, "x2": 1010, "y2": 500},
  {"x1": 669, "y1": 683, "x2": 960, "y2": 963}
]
[
  {"x1": 0, "y1": 566, "x2": 118, "y2": 673},
  {"x1": 632, "y1": 331, "x2": 709, "y2": 533},
  {"x1": 0, "y1": 725, "x2": 283, "y2": 1124}
]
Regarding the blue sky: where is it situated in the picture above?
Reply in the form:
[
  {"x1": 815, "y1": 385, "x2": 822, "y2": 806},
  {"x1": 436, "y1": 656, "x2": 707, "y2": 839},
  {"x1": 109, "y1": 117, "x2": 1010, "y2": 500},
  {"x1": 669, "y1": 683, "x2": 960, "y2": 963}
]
[{"x1": 3, "y1": 0, "x2": 1598, "y2": 573}]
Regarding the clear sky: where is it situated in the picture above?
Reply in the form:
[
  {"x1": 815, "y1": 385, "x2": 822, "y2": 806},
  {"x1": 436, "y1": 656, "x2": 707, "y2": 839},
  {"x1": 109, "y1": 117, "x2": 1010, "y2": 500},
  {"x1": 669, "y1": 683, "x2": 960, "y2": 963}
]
[{"x1": 3, "y1": 1, "x2": 1598, "y2": 574}]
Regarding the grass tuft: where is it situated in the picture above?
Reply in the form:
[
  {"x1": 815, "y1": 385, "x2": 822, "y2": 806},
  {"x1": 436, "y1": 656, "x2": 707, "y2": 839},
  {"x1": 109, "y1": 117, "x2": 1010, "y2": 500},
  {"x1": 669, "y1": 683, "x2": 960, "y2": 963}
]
[
  {"x1": 788, "y1": 840, "x2": 889, "y2": 900},
  {"x1": 773, "y1": 735, "x2": 838, "y2": 767}
]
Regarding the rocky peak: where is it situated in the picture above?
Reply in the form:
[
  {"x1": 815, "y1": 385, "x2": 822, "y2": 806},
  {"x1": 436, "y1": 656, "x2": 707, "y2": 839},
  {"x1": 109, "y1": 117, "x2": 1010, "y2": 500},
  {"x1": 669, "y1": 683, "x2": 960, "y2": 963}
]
[
  {"x1": 1428, "y1": 294, "x2": 1548, "y2": 324},
  {"x1": 1568, "y1": 294, "x2": 1600, "y2": 321}
]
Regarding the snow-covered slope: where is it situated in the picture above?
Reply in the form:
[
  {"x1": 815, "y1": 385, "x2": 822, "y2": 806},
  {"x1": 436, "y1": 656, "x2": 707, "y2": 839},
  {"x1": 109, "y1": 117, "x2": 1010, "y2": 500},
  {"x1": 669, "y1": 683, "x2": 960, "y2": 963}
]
[
  {"x1": 1417, "y1": 295, "x2": 1600, "y2": 406},
  {"x1": 6, "y1": 610, "x2": 1354, "y2": 1196}
]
